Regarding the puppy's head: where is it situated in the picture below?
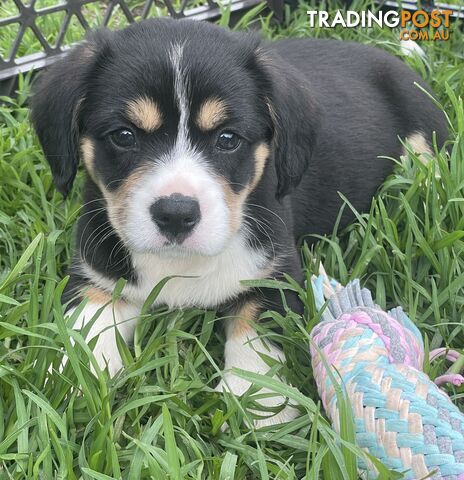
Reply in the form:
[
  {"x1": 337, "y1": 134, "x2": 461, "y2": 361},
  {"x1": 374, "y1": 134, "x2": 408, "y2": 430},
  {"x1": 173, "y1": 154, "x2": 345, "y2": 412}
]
[{"x1": 32, "y1": 19, "x2": 318, "y2": 257}]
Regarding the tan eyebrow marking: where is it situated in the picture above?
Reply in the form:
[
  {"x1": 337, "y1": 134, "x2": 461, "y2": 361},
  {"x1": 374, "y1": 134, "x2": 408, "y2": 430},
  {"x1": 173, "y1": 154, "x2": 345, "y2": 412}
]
[
  {"x1": 126, "y1": 97, "x2": 163, "y2": 132},
  {"x1": 196, "y1": 98, "x2": 228, "y2": 131}
]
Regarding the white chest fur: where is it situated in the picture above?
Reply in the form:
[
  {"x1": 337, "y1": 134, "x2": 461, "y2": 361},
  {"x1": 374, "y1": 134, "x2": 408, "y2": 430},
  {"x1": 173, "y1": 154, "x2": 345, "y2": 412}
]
[{"x1": 83, "y1": 234, "x2": 269, "y2": 309}]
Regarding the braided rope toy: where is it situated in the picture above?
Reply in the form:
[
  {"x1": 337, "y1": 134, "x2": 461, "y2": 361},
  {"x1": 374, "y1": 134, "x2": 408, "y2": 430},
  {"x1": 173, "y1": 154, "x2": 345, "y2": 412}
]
[{"x1": 309, "y1": 270, "x2": 464, "y2": 479}]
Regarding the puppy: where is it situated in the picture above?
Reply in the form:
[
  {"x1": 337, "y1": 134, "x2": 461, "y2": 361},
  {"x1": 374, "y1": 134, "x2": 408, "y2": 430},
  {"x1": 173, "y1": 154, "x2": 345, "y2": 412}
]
[{"x1": 31, "y1": 18, "x2": 447, "y2": 426}]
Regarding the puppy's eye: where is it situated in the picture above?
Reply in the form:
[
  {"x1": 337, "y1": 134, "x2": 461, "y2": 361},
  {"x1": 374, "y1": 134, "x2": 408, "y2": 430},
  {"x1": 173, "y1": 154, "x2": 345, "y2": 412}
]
[
  {"x1": 216, "y1": 131, "x2": 241, "y2": 152},
  {"x1": 109, "y1": 129, "x2": 136, "y2": 148}
]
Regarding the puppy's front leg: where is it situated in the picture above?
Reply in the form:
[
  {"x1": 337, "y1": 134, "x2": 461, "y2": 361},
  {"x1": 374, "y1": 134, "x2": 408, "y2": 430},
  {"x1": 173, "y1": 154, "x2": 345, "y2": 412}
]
[
  {"x1": 216, "y1": 301, "x2": 299, "y2": 427},
  {"x1": 66, "y1": 288, "x2": 140, "y2": 376}
]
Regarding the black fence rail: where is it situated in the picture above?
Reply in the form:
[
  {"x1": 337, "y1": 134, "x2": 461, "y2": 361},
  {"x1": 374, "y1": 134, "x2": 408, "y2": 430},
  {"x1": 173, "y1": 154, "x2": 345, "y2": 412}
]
[
  {"x1": 0, "y1": 0, "x2": 262, "y2": 84},
  {"x1": 0, "y1": 0, "x2": 462, "y2": 95}
]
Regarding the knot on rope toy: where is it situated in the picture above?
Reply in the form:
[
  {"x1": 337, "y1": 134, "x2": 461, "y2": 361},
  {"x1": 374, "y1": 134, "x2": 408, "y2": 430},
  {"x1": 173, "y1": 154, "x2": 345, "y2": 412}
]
[{"x1": 310, "y1": 270, "x2": 464, "y2": 480}]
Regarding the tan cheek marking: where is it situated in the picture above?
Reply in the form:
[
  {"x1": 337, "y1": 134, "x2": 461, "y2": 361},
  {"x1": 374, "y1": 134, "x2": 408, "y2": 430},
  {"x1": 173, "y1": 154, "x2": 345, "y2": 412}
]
[
  {"x1": 250, "y1": 143, "x2": 269, "y2": 190},
  {"x1": 80, "y1": 137, "x2": 101, "y2": 187},
  {"x1": 219, "y1": 143, "x2": 270, "y2": 234},
  {"x1": 220, "y1": 181, "x2": 243, "y2": 234},
  {"x1": 404, "y1": 132, "x2": 433, "y2": 165},
  {"x1": 229, "y1": 301, "x2": 260, "y2": 339},
  {"x1": 196, "y1": 98, "x2": 228, "y2": 131},
  {"x1": 105, "y1": 166, "x2": 151, "y2": 239},
  {"x1": 81, "y1": 137, "x2": 94, "y2": 171},
  {"x1": 115, "y1": 166, "x2": 152, "y2": 209},
  {"x1": 126, "y1": 97, "x2": 163, "y2": 132}
]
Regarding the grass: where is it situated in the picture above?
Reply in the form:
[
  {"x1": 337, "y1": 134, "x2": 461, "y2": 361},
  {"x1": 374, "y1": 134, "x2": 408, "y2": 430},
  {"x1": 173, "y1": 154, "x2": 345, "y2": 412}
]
[
  {"x1": 0, "y1": 0, "x2": 236, "y2": 63},
  {"x1": 0, "y1": 0, "x2": 463, "y2": 478}
]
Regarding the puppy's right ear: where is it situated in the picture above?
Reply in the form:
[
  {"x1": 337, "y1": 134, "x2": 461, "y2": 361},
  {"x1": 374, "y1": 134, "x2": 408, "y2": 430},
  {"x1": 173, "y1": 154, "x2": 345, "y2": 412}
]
[{"x1": 31, "y1": 37, "x2": 104, "y2": 196}]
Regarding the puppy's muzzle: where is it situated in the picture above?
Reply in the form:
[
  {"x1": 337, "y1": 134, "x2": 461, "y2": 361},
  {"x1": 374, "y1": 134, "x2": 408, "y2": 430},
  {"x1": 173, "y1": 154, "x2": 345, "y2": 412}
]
[{"x1": 150, "y1": 193, "x2": 201, "y2": 242}]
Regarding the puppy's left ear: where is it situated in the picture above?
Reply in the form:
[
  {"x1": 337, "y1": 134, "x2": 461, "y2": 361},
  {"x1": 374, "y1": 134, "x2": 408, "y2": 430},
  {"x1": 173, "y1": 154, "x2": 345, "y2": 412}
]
[{"x1": 251, "y1": 47, "x2": 321, "y2": 200}]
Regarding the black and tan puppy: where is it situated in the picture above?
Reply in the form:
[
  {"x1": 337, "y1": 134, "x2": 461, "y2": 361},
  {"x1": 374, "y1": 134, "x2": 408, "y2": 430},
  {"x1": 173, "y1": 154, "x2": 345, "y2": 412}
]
[{"x1": 31, "y1": 18, "x2": 447, "y2": 426}]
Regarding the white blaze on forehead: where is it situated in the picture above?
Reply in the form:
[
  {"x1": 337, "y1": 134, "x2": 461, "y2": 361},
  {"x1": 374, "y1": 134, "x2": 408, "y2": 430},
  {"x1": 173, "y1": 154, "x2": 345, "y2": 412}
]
[
  {"x1": 155, "y1": 154, "x2": 212, "y2": 196},
  {"x1": 169, "y1": 42, "x2": 190, "y2": 155}
]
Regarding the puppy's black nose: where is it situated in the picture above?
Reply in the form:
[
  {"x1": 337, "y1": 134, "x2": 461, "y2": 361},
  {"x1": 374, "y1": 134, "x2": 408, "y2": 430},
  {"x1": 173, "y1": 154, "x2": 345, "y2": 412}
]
[{"x1": 150, "y1": 194, "x2": 201, "y2": 241}]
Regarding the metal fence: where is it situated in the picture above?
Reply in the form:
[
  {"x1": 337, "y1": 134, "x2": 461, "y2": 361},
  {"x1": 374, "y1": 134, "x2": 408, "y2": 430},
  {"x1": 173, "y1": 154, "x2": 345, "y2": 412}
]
[
  {"x1": 0, "y1": 0, "x2": 462, "y2": 95},
  {"x1": 0, "y1": 0, "x2": 263, "y2": 85}
]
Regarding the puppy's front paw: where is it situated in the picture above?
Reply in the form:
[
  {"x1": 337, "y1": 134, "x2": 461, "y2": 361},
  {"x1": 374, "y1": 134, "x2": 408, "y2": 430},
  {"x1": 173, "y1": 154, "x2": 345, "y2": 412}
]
[
  {"x1": 217, "y1": 329, "x2": 300, "y2": 428},
  {"x1": 90, "y1": 335, "x2": 124, "y2": 377},
  {"x1": 58, "y1": 323, "x2": 124, "y2": 377},
  {"x1": 64, "y1": 300, "x2": 139, "y2": 377},
  {"x1": 215, "y1": 372, "x2": 299, "y2": 428}
]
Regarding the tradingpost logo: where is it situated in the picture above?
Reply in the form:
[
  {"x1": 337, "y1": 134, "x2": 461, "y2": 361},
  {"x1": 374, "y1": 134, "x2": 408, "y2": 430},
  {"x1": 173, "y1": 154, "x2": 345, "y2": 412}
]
[{"x1": 307, "y1": 9, "x2": 452, "y2": 41}]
